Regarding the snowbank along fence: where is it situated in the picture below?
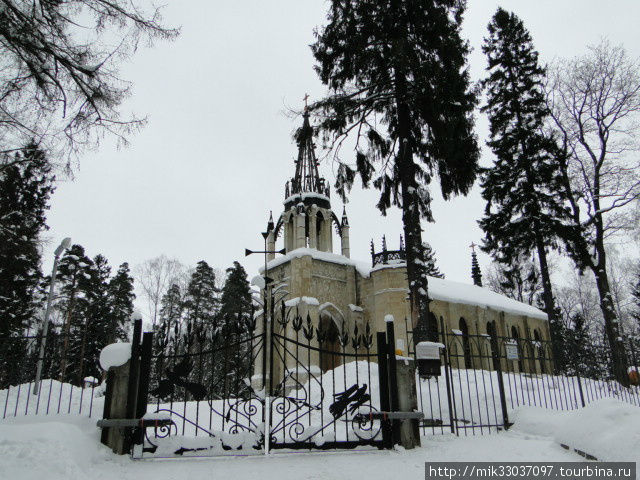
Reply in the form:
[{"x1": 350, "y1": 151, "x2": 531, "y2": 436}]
[
  {"x1": 404, "y1": 317, "x2": 640, "y2": 437},
  {"x1": 0, "y1": 333, "x2": 101, "y2": 418}
]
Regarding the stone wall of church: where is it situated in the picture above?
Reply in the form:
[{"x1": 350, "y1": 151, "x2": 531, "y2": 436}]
[{"x1": 253, "y1": 255, "x2": 552, "y2": 390}]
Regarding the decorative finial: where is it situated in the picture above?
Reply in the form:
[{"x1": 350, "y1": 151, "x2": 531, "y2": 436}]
[
  {"x1": 370, "y1": 239, "x2": 375, "y2": 257},
  {"x1": 267, "y1": 211, "x2": 274, "y2": 232},
  {"x1": 303, "y1": 93, "x2": 310, "y2": 111},
  {"x1": 382, "y1": 235, "x2": 387, "y2": 252},
  {"x1": 399, "y1": 235, "x2": 404, "y2": 251}
]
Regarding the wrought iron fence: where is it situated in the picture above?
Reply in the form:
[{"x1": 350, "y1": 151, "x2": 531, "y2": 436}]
[
  {"x1": 404, "y1": 317, "x2": 640, "y2": 437},
  {"x1": 0, "y1": 334, "x2": 100, "y2": 419}
]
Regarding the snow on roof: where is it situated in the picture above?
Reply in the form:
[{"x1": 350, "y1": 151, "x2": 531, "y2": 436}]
[
  {"x1": 261, "y1": 248, "x2": 371, "y2": 277},
  {"x1": 261, "y1": 248, "x2": 547, "y2": 321},
  {"x1": 283, "y1": 192, "x2": 330, "y2": 205}
]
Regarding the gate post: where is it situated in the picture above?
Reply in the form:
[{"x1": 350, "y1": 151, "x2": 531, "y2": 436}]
[
  {"x1": 386, "y1": 320, "x2": 400, "y2": 445},
  {"x1": 376, "y1": 332, "x2": 392, "y2": 449},
  {"x1": 395, "y1": 357, "x2": 420, "y2": 449},
  {"x1": 99, "y1": 319, "x2": 152, "y2": 455},
  {"x1": 493, "y1": 340, "x2": 511, "y2": 430}
]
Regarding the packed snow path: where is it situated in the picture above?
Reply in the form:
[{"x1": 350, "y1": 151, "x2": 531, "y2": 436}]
[{"x1": 0, "y1": 416, "x2": 580, "y2": 480}]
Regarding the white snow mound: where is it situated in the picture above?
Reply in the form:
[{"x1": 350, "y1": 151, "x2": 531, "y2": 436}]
[{"x1": 99, "y1": 342, "x2": 131, "y2": 370}]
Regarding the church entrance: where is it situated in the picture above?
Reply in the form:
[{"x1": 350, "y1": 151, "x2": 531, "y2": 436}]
[{"x1": 319, "y1": 314, "x2": 342, "y2": 372}]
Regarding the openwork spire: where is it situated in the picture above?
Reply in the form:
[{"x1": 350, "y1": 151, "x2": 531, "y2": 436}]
[{"x1": 285, "y1": 111, "x2": 330, "y2": 199}]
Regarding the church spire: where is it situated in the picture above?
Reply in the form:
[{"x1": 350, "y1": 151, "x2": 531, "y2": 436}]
[
  {"x1": 470, "y1": 242, "x2": 483, "y2": 287},
  {"x1": 286, "y1": 108, "x2": 329, "y2": 199}
]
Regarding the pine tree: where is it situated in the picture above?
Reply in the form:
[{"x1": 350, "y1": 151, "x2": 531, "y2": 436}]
[
  {"x1": 312, "y1": 0, "x2": 479, "y2": 342},
  {"x1": 488, "y1": 257, "x2": 542, "y2": 306},
  {"x1": 471, "y1": 249, "x2": 483, "y2": 287},
  {"x1": 479, "y1": 9, "x2": 572, "y2": 337},
  {"x1": 108, "y1": 262, "x2": 136, "y2": 343},
  {"x1": 155, "y1": 283, "x2": 184, "y2": 355},
  {"x1": 56, "y1": 244, "x2": 94, "y2": 383},
  {"x1": 422, "y1": 242, "x2": 444, "y2": 279},
  {"x1": 183, "y1": 261, "x2": 219, "y2": 354},
  {"x1": 0, "y1": 144, "x2": 55, "y2": 338},
  {"x1": 217, "y1": 261, "x2": 253, "y2": 397},
  {"x1": 75, "y1": 254, "x2": 111, "y2": 385}
]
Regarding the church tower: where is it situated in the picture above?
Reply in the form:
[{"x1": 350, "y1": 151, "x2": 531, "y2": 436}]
[{"x1": 266, "y1": 110, "x2": 350, "y2": 259}]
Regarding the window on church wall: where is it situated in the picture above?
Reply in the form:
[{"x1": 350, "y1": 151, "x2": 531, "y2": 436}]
[
  {"x1": 319, "y1": 314, "x2": 341, "y2": 373},
  {"x1": 286, "y1": 216, "x2": 294, "y2": 251},
  {"x1": 428, "y1": 312, "x2": 439, "y2": 342},
  {"x1": 459, "y1": 317, "x2": 473, "y2": 369},
  {"x1": 316, "y1": 211, "x2": 324, "y2": 251}
]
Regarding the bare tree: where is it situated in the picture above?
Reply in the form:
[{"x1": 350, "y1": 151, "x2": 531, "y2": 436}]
[
  {"x1": 546, "y1": 40, "x2": 640, "y2": 382},
  {"x1": 134, "y1": 255, "x2": 186, "y2": 327},
  {"x1": 0, "y1": 0, "x2": 179, "y2": 166}
]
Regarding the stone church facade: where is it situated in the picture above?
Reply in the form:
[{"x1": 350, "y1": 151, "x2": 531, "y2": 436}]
[{"x1": 254, "y1": 112, "x2": 551, "y2": 381}]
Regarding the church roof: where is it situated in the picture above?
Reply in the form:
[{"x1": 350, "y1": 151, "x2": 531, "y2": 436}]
[{"x1": 261, "y1": 248, "x2": 548, "y2": 321}]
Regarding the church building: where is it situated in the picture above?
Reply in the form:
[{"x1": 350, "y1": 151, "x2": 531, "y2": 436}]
[{"x1": 255, "y1": 111, "x2": 550, "y2": 378}]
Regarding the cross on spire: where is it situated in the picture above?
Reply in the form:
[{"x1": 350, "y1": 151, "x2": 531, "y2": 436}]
[
  {"x1": 303, "y1": 93, "x2": 310, "y2": 111},
  {"x1": 469, "y1": 242, "x2": 477, "y2": 253}
]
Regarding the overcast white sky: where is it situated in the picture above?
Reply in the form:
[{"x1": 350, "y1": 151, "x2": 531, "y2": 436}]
[{"x1": 42, "y1": 0, "x2": 640, "y2": 313}]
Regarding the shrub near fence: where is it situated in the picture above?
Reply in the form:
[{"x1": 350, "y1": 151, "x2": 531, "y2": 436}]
[
  {"x1": 0, "y1": 334, "x2": 101, "y2": 419},
  {"x1": 405, "y1": 318, "x2": 640, "y2": 436}
]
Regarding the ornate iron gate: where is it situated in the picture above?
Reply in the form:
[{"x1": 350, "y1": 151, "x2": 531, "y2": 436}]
[{"x1": 132, "y1": 302, "x2": 387, "y2": 458}]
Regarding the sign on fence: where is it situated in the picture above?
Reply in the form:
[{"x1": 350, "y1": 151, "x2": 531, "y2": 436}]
[{"x1": 505, "y1": 343, "x2": 519, "y2": 361}]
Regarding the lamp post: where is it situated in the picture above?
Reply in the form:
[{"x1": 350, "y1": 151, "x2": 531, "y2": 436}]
[
  {"x1": 245, "y1": 233, "x2": 286, "y2": 455},
  {"x1": 33, "y1": 237, "x2": 71, "y2": 395}
]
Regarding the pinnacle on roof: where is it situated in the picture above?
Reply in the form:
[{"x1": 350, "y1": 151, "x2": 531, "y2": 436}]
[{"x1": 285, "y1": 110, "x2": 330, "y2": 199}]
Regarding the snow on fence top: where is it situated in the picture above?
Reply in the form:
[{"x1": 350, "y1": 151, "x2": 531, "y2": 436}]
[
  {"x1": 99, "y1": 343, "x2": 132, "y2": 371},
  {"x1": 261, "y1": 248, "x2": 547, "y2": 321}
]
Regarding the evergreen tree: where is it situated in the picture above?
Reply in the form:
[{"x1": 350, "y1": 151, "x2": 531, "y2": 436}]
[
  {"x1": 155, "y1": 283, "x2": 184, "y2": 355},
  {"x1": 182, "y1": 261, "x2": 219, "y2": 354},
  {"x1": 56, "y1": 244, "x2": 94, "y2": 383},
  {"x1": 471, "y1": 249, "x2": 483, "y2": 287},
  {"x1": 0, "y1": 144, "x2": 55, "y2": 338},
  {"x1": 108, "y1": 262, "x2": 136, "y2": 343},
  {"x1": 312, "y1": 0, "x2": 479, "y2": 342},
  {"x1": 74, "y1": 254, "x2": 111, "y2": 384},
  {"x1": 488, "y1": 256, "x2": 542, "y2": 306},
  {"x1": 479, "y1": 9, "x2": 572, "y2": 335},
  {"x1": 422, "y1": 242, "x2": 444, "y2": 279},
  {"x1": 217, "y1": 261, "x2": 253, "y2": 397}
]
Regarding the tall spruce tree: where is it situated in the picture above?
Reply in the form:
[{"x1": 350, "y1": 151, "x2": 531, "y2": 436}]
[
  {"x1": 217, "y1": 261, "x2": 253, "y2": 397},
  {"x1": 108, "y1": 262, "x2": 136, "y2": 343},
  {"x1": 155, "y1": 283, "x2": 184, "y2": 355},
  {"x1": 312, "y1": 0, "x2": 479, "y2": 341},
  {"x1": 56, "y1": 244, "x2": 94, "y2": 382},
  {"x1": 0, "y1": 144, "x2": 55, "y2": 337},
  {"x1": 75, "y1": 254, "x2": 111, "y2": 384},
  {"x1": 183, "y1": 261, "x2": 219, "y2": 354},
  {"x1": 479, "y1": 9, "x2": 572, "y2": 334}
]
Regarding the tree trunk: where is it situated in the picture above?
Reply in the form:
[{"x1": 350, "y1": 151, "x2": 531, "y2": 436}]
[
  {"x1": 592, "y1": 237, "x2": 628, "y2": 386},
  {"x1": 59, "y1": 282, "x2": 77, "y2": 382},
  {"x1": 393, "y1": 62, "x2": 434, "y2": 342}
]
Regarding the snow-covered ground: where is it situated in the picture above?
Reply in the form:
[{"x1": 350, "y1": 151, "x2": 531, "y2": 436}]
[{"x1": 0, "y1": 414, "x2": 581, "y2": 480}]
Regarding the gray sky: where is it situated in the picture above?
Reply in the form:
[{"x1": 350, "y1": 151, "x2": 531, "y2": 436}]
[{"x1": 43, "y1": 0, "x2": 640, "y2": 314}]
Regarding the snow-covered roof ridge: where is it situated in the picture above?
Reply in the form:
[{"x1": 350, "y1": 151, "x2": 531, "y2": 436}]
[
  {"x1": 261, "y1": 247, "x2": 371, "y2": 277},
  {"x1": 260, "y1": 248, "x2": 547, "y2": 321},
  {"x1": 428, "y1": 276, "x2": 548, "y2": 321}
]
